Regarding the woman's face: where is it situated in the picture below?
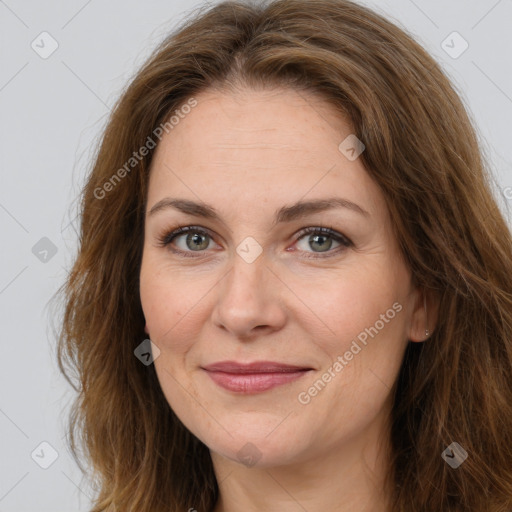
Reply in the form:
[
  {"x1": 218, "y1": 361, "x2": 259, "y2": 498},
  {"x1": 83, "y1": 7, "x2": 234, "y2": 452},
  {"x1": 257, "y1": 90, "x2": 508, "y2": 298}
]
[{"x1": 139, "y1": 86, "x2": 426, "y2": 468}]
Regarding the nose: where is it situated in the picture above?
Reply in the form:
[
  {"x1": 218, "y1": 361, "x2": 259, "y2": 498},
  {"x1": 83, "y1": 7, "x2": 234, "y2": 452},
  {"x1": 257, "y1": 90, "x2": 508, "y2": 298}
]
[{"x1": 210, "y1": 251, "x2": 287, "y2": 340}]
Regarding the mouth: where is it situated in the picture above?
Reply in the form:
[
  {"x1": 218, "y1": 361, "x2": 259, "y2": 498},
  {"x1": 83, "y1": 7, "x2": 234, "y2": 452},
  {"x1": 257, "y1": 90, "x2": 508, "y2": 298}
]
[{"x1": 201, "y1": 361, "x2": 314, "y2": 393}]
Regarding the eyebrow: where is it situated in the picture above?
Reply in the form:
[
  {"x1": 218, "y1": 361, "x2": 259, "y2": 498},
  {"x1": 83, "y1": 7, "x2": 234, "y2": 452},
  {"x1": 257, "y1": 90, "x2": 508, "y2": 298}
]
[{"x1": 148, "y1": 197, "x2": 370, "y2": 225}]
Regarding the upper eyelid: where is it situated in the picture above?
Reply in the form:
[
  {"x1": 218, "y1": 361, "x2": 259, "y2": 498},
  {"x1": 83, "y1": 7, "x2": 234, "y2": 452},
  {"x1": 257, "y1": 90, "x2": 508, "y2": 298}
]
[{"x1": 162, "y1": 225, "x2": 351, "y2": 248}]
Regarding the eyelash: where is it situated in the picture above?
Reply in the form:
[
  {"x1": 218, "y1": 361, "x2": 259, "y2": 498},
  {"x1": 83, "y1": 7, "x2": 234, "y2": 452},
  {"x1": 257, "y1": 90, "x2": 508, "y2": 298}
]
[{"x1": 156, "y1": 225, "x2": 353, "y2": 259}]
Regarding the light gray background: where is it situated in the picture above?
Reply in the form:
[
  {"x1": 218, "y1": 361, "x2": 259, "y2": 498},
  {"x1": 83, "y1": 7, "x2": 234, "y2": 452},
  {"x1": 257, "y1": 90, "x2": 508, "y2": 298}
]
[{"x1": 1, "y1": 0, "x2": 511, "y2": 510}]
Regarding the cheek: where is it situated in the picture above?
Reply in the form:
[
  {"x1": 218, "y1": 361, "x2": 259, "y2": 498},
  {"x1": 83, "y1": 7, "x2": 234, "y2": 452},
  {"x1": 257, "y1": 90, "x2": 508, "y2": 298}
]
[
  {"x1": 139, "y1": 254, "x2": 218, "y2": 356},
  {"x1": 294, "y1": 262, "x2": 402, "y2": 344},
  {"x1": 294, "y1": 261, "x2": 409, "y2": 408},
  {"x1": 140, "y1": 263, "x2": 212, "y2": 436},
  {"x1": 140, "y1": 257, "x2": 187, "y2": 350}
]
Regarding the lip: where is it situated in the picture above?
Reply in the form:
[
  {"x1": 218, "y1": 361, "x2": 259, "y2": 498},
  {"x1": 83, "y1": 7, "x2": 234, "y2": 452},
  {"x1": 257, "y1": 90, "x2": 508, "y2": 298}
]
[{"x1": 201, "y1": 361, "x2": 313, "y2": 393}]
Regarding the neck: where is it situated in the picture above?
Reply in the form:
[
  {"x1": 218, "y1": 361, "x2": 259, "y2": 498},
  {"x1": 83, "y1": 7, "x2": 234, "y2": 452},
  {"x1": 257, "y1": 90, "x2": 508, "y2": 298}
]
[{"x1": 210, "y1": 411, "x2": 393, "y2": 512}]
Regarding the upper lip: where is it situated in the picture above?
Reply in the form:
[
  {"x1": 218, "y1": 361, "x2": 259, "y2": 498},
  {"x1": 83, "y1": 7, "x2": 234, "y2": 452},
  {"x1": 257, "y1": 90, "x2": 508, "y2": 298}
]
[{"x1": 202, "y1": 361, "x2": 313, "y2": 373}]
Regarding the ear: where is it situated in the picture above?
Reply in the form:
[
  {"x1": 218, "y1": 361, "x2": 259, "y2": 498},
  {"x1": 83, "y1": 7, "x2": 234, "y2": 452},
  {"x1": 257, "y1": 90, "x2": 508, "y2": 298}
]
[{"x1": 407, "y1": 288, "x2": 439, "y2": 342}]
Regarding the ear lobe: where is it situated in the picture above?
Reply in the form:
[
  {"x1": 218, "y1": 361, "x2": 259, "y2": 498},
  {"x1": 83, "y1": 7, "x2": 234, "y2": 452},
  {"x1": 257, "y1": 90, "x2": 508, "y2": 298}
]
[{"x1": 408, "y1": 289, "x2": 439, "y2": 343}]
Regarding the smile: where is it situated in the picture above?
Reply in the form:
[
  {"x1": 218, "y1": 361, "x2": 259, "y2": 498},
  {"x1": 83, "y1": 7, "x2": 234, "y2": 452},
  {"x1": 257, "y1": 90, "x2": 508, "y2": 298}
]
[{"x1": 201, "y1": 361, "x2": 313, "y2": 393}]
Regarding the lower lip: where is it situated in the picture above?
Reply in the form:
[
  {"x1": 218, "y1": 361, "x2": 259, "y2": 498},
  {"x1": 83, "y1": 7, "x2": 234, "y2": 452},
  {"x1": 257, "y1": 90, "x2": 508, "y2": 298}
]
[{"x1": 204, "y1": 369, "x2": 311, "y2": 393}]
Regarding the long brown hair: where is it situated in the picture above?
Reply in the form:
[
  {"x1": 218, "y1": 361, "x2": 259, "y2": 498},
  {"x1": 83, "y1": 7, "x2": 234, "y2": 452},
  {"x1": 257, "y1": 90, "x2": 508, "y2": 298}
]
[{"x1": 56, "y1": 0, "x2": 512, "y2": 510}]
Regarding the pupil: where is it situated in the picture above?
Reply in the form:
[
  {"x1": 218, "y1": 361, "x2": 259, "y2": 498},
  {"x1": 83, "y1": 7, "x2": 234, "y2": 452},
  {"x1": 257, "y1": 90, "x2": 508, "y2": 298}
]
[
  {"x1": 188, "y1": 233, "x2": 208, "y2": 250},
  {"x1": 311, "y1": 234, "x2": 331, "y2": 252}
]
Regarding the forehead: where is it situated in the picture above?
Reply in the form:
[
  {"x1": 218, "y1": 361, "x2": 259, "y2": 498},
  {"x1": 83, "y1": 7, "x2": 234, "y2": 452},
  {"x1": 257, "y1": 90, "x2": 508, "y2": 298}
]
[{"x1": 147, "y1": 87, "x2": 386, "y2": 220}]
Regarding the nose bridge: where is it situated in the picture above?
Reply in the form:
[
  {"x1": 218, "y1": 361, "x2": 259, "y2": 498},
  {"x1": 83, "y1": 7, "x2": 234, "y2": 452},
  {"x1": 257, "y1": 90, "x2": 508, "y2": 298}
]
[
  {"x1": 223, "y1": 248, "x2": 268, "y2": 308},
  {"x1": 225, "y1": 231, "x2": 268, "y2": 293},
  {"x1": 211, "y1": 245, "x2": 286, "y2": 336}
]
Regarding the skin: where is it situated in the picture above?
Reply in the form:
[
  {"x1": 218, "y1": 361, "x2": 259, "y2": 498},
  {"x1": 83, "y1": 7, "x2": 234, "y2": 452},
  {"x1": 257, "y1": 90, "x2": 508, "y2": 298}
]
[{"x1": 139, "y1": 86, "x2": 437, "y2": 512}]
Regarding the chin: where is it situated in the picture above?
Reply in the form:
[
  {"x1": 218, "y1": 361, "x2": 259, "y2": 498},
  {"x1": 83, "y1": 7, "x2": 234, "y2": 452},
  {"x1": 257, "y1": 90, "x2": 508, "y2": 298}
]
[{"x1": 197, "y1": 419, "x2": 313, "y2": 469}]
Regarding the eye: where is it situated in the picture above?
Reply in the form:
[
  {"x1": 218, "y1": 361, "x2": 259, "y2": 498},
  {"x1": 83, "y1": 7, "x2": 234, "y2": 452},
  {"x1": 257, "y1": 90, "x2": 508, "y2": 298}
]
[
  {"x1": 293, "y1": 226, "x2": 352, "y2": 258},
  {"x1": 156, "y1": 226, "x2": 217, "y2": 257},
  {"x1": 156, "y1": 225, "x2": 353, "y2": 259}
]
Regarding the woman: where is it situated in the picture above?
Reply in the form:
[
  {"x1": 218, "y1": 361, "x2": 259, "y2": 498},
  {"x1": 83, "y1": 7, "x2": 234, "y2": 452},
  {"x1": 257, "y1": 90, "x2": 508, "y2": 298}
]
[{"x1": 57, "y1": 0, "x2": 512, "y2": 510}]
